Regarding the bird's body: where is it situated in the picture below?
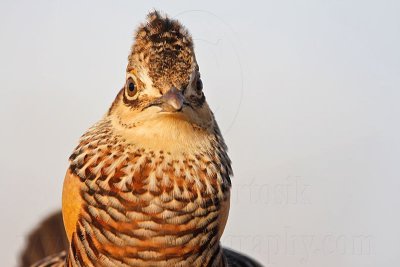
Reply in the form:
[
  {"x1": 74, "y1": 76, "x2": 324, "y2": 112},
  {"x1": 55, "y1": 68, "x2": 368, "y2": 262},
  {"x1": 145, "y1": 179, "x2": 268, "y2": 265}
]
[
  {"x1": 61, "y1": 115, "x2": 231, "y2": 266},
  {"x1": 30, "y1": 11, "x2": 262, "y2": 267}
]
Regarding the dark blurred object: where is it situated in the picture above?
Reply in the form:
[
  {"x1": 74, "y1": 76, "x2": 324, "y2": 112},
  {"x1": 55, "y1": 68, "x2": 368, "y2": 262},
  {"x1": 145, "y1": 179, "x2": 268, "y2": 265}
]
[
  {"x1": 19, "y1": 211, "x2": 68, "y2": 267},
  {"x1": 223, "y1": 247, "x2": 264, "y2": 267}
]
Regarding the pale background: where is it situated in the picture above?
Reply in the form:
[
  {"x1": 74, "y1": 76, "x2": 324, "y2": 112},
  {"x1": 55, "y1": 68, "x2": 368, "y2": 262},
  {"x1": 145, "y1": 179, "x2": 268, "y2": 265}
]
[{"x1": 1, "y1": 0, "x2": 400, "y2": 266}]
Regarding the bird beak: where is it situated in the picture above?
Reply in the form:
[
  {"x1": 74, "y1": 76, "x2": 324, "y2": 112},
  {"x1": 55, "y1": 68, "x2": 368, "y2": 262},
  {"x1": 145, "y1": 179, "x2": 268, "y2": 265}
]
[{"x1": 160, "y1": 87, "x2": 184, "y2": 112}]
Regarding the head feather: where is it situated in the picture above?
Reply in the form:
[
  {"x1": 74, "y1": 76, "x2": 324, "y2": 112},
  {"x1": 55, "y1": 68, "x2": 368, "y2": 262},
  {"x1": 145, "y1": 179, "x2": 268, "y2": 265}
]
[{"x1": 128, "y1": 11, "x2": 196, "y2": 91}]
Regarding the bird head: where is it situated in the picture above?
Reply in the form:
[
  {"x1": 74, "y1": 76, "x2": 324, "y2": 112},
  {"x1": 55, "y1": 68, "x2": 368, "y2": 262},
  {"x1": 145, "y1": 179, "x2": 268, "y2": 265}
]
[{"x1": 109, "y1": 11, "x2": 215, "y2": 138}]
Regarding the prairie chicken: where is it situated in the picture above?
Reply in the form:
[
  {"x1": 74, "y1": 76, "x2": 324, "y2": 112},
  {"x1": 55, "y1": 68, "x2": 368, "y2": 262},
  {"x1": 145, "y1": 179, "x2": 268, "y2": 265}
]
[{"x1": 28, "y1": 11, "x2": 262, "y2": 267}]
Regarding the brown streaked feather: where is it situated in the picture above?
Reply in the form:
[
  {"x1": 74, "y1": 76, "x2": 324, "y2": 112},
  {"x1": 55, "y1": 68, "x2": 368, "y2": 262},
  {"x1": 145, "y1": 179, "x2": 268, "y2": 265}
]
[
  {"x1": 31, "y1": 251, "x2": 66, "y2": 267},
  {"x1": 23, "y1": 212, "x2": 264, "y2": 266},
  {"x1": 218, "y1": 193, "x2": 230, "y2": 240},
  {"x1": 129, "y1": 10, "x2": 194, "y2": 91},
  {"x1": 61, "y1": 117, "x2": 231, "y2": 266}
]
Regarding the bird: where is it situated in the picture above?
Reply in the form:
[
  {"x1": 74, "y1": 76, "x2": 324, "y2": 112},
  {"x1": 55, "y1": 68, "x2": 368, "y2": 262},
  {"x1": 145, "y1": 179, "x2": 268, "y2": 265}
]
[{"x1": 29, "y1": 10, "x2": 262, "y2": 267}]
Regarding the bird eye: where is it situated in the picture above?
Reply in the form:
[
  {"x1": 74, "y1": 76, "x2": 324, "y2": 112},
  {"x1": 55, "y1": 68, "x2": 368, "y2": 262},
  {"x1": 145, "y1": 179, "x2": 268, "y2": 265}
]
[
  {"x1": 196, "y1": 78, "x2": 203, "y2": 92},
  {"x1": 126, "y1": 78, "x2": 137, "y2": 97}
]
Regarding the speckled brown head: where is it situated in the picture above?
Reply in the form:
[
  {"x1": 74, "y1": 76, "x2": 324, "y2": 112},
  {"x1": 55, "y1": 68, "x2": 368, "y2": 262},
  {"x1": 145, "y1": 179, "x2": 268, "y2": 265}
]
[
  {"x1": 129, "y1": 11, "x2": 195, "y2": 92},
  {"x1": 109, "y1": 11, "x2": 211, "y2": 138}
]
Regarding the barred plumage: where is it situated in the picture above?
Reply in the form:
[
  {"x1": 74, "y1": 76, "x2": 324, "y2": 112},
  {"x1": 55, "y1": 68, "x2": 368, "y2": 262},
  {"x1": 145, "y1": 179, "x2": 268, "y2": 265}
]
[
  {"x1": 31, "y1": 251, "x2": 66, "y2": 267},
  {"x1": 29, "y1": 10, "x2": 262, "y2": 267},
  {"x1": 63, "y1": 117, "x2": 231, "y2": 266}
]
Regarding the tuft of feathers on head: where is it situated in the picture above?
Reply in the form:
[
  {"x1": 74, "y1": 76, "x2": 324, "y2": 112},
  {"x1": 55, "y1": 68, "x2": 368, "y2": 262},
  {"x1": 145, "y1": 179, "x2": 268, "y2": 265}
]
[
  {"x1": 137, "y1": 10, "x2": 192, "y2": 46},
  {"x1": 128, "y1": 10, "x2": 196, "y2": 90}
]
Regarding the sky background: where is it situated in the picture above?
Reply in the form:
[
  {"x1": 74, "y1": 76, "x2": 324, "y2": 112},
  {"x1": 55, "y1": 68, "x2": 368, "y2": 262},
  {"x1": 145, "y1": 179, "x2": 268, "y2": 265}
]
[{"x1": 1, "y1": 0, "x2": 400, "y2": 266}]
